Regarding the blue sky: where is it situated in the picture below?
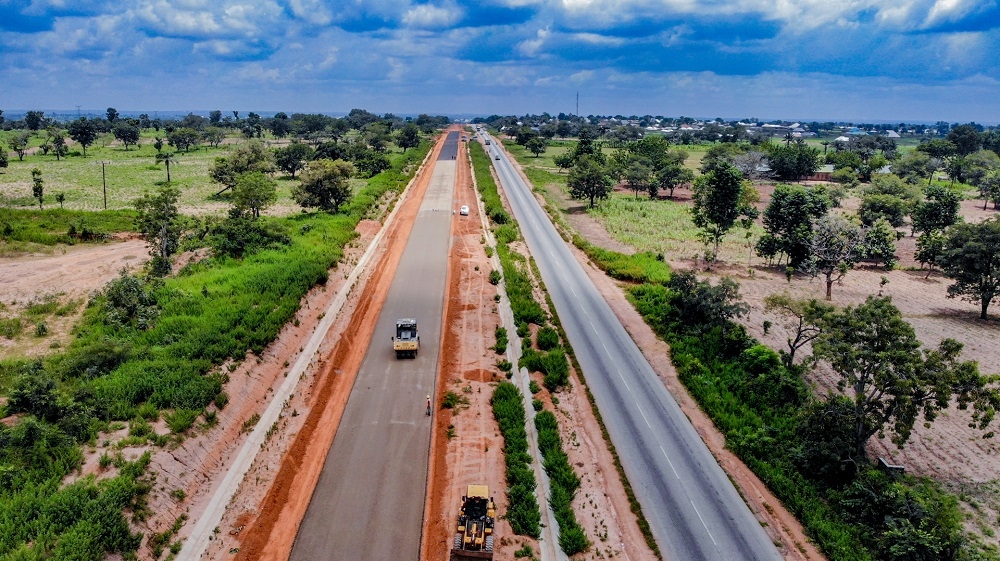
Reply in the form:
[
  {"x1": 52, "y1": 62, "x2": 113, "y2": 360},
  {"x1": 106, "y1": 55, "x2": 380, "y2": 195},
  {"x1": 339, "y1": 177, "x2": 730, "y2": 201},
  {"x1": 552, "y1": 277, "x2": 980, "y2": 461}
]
[{"x1": 1, "y1": 0, "x2": 999, "y2": 122}]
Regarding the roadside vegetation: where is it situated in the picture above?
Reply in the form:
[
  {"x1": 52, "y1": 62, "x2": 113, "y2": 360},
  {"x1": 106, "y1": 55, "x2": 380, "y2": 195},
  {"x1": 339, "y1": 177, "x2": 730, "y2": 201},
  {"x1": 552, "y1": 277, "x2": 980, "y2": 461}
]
[
  {"x1": 0, "y1": 112, "x2": 432, "y2": 559},
  {"x1": 470, "y1": 140, "x2": 590, "y2": 555}
]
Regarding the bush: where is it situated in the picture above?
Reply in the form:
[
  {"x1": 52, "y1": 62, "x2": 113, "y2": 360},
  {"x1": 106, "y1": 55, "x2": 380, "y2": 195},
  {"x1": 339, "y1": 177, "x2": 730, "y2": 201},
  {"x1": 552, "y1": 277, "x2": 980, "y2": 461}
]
[
  {"x1": 209, "y1": 214, "x2": 290, "y2": 259},
  {"x1": 495, "y1": 325, "x2": 508, "y2": 354},
  {"x1": 535, "y1": 410, "x2": 589, "y2": 555},
  {"x1": 536, "y1": 326, "x2": 559, "y2": 350},
  {"x1": 542, "y1": 348, "x2": 569, "y2": 391},
  {"x1": 164, "y1": 409, "x2": 199, "y2": 434},
  {"x1": 491, "y1": 382, "x2": 541, "y2": 538},
  {"x1": 489, "y1": 269, "x2": 501, "y2": 285}
]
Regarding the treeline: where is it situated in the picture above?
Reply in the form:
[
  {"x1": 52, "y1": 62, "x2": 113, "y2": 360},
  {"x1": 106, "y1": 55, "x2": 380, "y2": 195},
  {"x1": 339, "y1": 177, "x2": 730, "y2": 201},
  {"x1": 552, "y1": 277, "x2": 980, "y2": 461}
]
[
  {"x1": 0, "y1": 107, "x2": 448, "y2": 168},
  {"x1": 0, "y1": 142, "x2": 431, "y2": 559}
]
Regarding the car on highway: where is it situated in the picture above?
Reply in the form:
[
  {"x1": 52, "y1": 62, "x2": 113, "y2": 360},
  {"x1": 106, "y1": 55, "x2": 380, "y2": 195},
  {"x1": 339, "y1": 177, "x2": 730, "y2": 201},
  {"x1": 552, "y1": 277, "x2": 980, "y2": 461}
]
[
  {"x1": 459, "y1": 205, "x2": 470, "y2": 216},
  {"x1": 494, "y1": 154, "x2": 500, "y2": 160}
]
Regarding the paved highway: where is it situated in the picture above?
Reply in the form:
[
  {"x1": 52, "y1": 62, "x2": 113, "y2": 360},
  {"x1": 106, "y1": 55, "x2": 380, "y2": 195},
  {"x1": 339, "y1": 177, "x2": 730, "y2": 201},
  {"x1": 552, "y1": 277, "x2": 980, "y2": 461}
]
[
  {"x1": 478, "y1": 130, "x2": 783, "y2": 561},
  {"x1": 289, "y1": 132, "x2": 459, "y2": 561}
]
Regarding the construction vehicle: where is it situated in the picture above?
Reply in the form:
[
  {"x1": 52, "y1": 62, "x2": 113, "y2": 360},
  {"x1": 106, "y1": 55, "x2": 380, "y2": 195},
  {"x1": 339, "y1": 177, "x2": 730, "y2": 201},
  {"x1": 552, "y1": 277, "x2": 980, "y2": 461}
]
[
  {"x1": 392, "y1": 318, "x2": 419, "y2": 359},
  {"x1": 451, "y1": 485, "x2": 495, "y2": 559}
]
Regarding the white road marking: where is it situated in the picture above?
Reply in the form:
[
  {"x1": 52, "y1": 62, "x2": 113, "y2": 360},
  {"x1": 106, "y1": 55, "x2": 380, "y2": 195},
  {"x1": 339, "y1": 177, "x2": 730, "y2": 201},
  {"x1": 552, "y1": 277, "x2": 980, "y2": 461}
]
[
  {"x1": 636, "y1": 402, "x2": 652, "y2": 429},
  {"x1": 690, "y1": 501, "x2": 718, "y2": 546},
  {"x1": 659, "y1": 445, "x2": 680, "y2": 479}
]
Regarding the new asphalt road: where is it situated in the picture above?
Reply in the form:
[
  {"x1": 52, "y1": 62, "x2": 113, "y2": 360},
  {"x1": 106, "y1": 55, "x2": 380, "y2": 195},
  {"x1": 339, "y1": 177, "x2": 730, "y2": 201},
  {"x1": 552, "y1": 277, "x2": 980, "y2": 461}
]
[
  {"x1": 289, "y1": 132, "x2": 458, "y2": 561},
  {"x1": 479, "y1": 130, "x2": 783, "y2": 561}
]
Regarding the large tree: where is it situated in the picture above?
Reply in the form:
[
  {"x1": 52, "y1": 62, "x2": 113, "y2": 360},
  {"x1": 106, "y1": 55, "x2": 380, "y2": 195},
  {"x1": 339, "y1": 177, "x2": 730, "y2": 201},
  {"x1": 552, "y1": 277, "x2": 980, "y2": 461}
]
[
  {"x1": 938, "y1": 218, "x2": 1000, "y2": 319},
  {"x1": 67, "y1": 118, "x2": 99, "y2": 156},
  {"x1": 623, "y1": 160, "x2": 652, "y2": 199},
  {"x1": 767, "y1": 142, "x2": 822, "y2": 181},
  {"x1": 134, "y1": 185, "x2": 182, "y2": 276},
  {"x1": 653, "y1": 160, "x2": 693, "y2": 199},
  {"x1": 232, "y1": 171, "x2": 277, "y2": 218},
  {"x1": 293, "y1": 159, "x2": 355, "y2": 212},
  {"x1": 912, "y1": 184, "x2": 960, "y2": 235},
  {"x1": 167, "y1": 128, "x2": 200, "y2": 152},
  {"x1": 756, "y1": 184, "x2": 830, "y2": 268},
  {"x1": 525, "y1": 136, "x2": 547, "y2": 158},
  {"x1": 692, "y1": 162, "x2": 755, "y2": 260},
  {"x1": 31, "y1": 168, "x2": 44, "y2": 210},
  {"x1": 567, "y1": 155, "x2": 613, "y2": 208},
  {"x1": 274, "y1": 142, "x2": 314, "y2": 179},
  {"x1": 10, "y1": 132, "x2": 30, "y2": 161},
  {"x1": 813, "y1": 296, "x2": 992, "y2": 459},
  {"x1": 763, "y1": 293, "x2": 835, "y2": 367},
  {"x1": 807, "y1": 214, "x2": 865, "y2": 300},
  {"x1": 395, "y1": 123, "x2": 421, "y2": 151},
  {"x1": 209, "y1": 140, "x2": 275, "y2": 195},
  {"x1": 946, "y1": 124, "x2": 983, "y2": 156},
  {"x1": 113, "y1": 122, "x2": 141, "y2": 150}
]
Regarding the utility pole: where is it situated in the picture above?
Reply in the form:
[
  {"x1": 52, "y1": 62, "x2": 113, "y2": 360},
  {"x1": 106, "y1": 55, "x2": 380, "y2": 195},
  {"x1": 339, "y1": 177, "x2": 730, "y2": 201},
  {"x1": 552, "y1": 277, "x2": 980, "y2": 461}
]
[{"x1": 101, "y1": 161, "x2": 108, "y2": 210}]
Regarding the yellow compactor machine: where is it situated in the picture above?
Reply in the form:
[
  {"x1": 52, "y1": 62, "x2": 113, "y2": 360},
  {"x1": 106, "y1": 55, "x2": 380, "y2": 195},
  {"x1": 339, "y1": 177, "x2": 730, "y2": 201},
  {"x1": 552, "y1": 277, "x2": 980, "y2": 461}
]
[
  {"x1": 392, "y1": 318, "x2": 419, "y2": 359},
  {"x1": 450, "y1": 485, "x2": 495, "y2": 560}
]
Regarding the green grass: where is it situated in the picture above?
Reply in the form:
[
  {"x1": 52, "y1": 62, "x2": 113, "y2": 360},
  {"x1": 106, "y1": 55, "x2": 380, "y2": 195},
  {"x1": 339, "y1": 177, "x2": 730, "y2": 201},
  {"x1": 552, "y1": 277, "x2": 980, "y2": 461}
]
[
  {"x1": 0, "y1": 207, "x2": 137, "y2": 247},
  {"x1": 0, "y1": 132, "x2": 370, "y2": 214}
]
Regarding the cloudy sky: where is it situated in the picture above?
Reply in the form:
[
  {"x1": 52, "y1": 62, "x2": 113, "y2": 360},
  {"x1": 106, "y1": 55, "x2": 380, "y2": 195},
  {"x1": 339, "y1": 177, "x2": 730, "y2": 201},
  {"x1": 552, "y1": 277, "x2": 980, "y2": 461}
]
[{"x1": 2, "y1": 0, "x2": 999, "y2": 122}]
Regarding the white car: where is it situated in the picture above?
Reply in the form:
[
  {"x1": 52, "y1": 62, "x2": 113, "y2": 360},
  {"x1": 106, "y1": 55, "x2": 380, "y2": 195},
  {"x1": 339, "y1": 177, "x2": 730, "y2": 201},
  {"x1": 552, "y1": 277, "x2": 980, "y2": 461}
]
[{"x1": 459, "y1": 205, "x2": 470, "y2": 216}]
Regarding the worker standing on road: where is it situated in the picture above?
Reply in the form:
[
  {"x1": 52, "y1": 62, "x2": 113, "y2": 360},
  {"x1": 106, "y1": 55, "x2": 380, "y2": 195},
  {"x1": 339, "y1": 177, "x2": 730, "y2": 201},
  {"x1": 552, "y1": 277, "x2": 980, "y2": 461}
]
[{"x1": 426, "y1": 395, "x2": 431, "y2": 417}]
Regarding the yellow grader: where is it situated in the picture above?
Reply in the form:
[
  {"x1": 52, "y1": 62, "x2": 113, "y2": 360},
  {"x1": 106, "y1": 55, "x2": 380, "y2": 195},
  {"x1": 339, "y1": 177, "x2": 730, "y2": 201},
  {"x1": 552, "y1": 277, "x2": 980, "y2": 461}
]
[{"x1": 450, "y1": 485, "x2": 496, "y2": 560}]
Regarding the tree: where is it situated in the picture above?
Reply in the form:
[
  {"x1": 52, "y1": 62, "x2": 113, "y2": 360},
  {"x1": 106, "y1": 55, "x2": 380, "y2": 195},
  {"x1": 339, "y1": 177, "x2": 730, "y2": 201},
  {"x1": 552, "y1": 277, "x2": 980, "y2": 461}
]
[
  {"x1": 623, "y1": 160, "x2": 652, "y2": 199},
  {"x1": 232, "y1": 171, "x2": 277, "y2": 218},
  {"x1": 106, "y1": 107, "x2": 119, "y2": 123},
  {"x1": 946, "y1": 124, "x2": 982, "y2": 156},
  {"x1": 653, "y1": 161, "x2": 694, "y2": 199},
  {"x1": 67, "y1": 118, "x2": 99, "y2": 156},
  {"x1": 912, "y1": 185, "x2": 960, "y2": 235},
  {"x1": 767, "y1": 142, "x2": 822, "y2": 180},
  {"x1": 567, "y1": 155, "x2": 612, "y2": 208},
  {"x1": 859, "y1": 194, "x2": 907, "y2": 227},
  {"x1": 813, "y1": 296, "x2": 992, "y2": 459},
  {"x1": 292, "y1": 159, "x2": 355, "y2": 212},
  {"x1": 980, "y1": 170, "x2": 1000, "y2": 210},
  {"x1": 396, "y1": 123, "x2": 420, "y2": 151},
  {"x1": 692, "y1": 162, "x2": 755, "y2": 260},
  {"x1": 666, "y1": 271, "x2": 748, "y2": 330},
  {"x1": 274, "y1": 142, "x2": 314, "y2": 178},
  {"x1": 756, "y1": 184, "x2": 830, "y2": 268},
  {"x1": 938, "y1": 218, "x2": 1000, "y2": 319},
  {"x1": 915, "y1": 230, "x2": 947, "y2": 278},
  {"x1": 10, "y1": 132, "x2": 30, "y2": 161},
  {"x1": 525, "y1": 136, "x2": 547, "y2": 157},
  {"x1": 167, "y1": 127, "x2": 200, "y2": 152},
  {"x1": 893, "y1": 150, "x2": 940, "y2": 185},
  {"x1": 202, "y1": 127, "x2": 226, "y2": 148},
  {"x1": 153, "y1": 137, "x2": 164, "y2": 153},
  {"x1": 209, "y1": 140, "x2": 275, "y2": 195},
  {"x1": 50, "y1": 130, "x2": 68, "y2": 161},
  {"x1": 763, "y1": 292, "x2": 835, "y2": 366},
  {"x1": 807, "y1": 214, "x2": 865, "y2": 300},
  {"x1": 55, "y1": 192, "x2": 65, "y2": 209},
  {"x1": 25, "y1": 110, "x2": 45, "y2": 131},
  {"x1": 0, "y1": 145, "x2": 7, "y2": 169},
  {"x1": 155, "y1": 152, "x2": 177, "y2": 183},
  {"x1": 112, "y1": 122, "x2": 140, "y2": 150},
  {"x1": 31, "y1": 168, "x2": 44, "y2": 209},
  {"x1": 960, "y1": 149, "x2": 999, "y2": 190},
  {"x1": 134, "y1": 185, "x2": 181, "y2": 276}
]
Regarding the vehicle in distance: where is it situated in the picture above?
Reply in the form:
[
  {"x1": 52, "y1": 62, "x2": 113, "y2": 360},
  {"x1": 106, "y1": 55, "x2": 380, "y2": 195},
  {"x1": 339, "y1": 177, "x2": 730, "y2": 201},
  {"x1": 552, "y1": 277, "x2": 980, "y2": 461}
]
[
  {"x1": 485, "y1": 140, "x2": 491, "y2": 145},
  {"x1": 494, "y1": 154, "x2": 500, "y2": 160},
  {"x1": 392, "y1": 318, "x2": 419, "y2": 358},
  {"x1": 451, "y1": 485, "x2": 495, "y2": 560},
  {"x1": 459, "y1": 205, "x2": 470, "y2": 216}
]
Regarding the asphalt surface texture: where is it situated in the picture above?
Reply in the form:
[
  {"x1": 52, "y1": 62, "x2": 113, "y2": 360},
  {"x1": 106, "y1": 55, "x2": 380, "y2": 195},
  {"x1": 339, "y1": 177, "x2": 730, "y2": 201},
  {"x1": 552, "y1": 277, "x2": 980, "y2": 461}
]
[
  {"x1": 479, "y1": 130, "x2": 783, "y2": 561},
  {"x1": 289, "y1": 132, "x2": 458, "y2": 561}
]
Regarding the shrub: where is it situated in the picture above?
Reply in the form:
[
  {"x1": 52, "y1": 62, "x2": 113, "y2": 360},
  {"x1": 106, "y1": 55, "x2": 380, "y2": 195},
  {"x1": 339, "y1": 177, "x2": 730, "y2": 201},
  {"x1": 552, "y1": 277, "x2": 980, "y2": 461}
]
[
  {"x1": 495, "y1": 325, "x2": 508, "y2": 354},
  {"x1": 165, "y1": 409, "x2": 199, "y2": 434},
  {"x1": 536, "y1": 326, "x2": 559, "y2": 350},
  {"x1": 535, "y1": 410, "x2": 589, "y2": 555},
  {"x1": 491, "y1": 382, "x2": 541, "y2": 537},
  {"x1": 541, "y1": 349, "x2": 570, "y2": 391},
  {"x1": 489, "y1": 269, "x2": 502, "y2": 285}
]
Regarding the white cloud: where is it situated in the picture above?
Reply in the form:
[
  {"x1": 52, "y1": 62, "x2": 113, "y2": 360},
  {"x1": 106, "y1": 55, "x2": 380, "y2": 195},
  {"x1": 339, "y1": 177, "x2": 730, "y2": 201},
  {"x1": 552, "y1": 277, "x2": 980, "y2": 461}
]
[
  {"x1": 402, "y1": 3, "x2": 462, "y2": 28},
  {"x1": 289, "y1": 0, "x2": 333, "y2": 26},
  {"x1": 517, "y1": 27, "x2": 550, "y2": 56}
]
